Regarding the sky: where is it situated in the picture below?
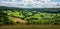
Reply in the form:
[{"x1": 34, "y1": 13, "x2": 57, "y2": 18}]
[{"x1": 0, "y1": 0, "x2": 60, "y2": 8}]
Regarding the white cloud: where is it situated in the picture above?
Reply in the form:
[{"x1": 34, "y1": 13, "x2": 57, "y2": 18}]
[{"x1": 0, "y1": 0, "x2": 60, "y2": 8}]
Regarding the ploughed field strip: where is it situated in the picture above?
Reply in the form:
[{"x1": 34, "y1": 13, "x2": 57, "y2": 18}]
[{"x1": 0, "y1": 25, "x2": 60, "y2": 29}]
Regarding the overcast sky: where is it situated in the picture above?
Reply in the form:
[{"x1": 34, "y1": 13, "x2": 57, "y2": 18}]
[{"x1": 0, "y1": 0, "x2": 60, "y2": 8}]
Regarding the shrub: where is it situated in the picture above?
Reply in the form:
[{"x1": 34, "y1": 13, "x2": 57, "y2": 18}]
[{"x1": 0, "y1": 22, "x2": 4, "y2": 26}]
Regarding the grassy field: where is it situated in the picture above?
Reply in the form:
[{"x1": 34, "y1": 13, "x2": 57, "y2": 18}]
[{"x1": 0, "y1": 25, "x2": 60, "y2": 29}]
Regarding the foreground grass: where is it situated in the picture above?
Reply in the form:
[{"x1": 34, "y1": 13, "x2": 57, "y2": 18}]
[{"x1": 0, "y1": 25, "x2": 60, "y2": 29}]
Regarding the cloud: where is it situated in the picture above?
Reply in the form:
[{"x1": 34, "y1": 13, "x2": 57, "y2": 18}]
[{"x1": 0, "y1": 0, "x2": 60, "y2": 8}]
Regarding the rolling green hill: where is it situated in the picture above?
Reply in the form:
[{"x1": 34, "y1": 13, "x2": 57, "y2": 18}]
[{"x1": 0, "y1": 6, "x2": 60, "y2": 25}]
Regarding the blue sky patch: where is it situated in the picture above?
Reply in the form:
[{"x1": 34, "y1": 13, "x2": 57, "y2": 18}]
[{"x1": 51, "y1": 0, "x2": 60, "y2": 2}]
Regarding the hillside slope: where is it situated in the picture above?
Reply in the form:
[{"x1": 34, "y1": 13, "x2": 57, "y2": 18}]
[{"x1": 8, "y1": 16, "x2": 27, "y2": 23}]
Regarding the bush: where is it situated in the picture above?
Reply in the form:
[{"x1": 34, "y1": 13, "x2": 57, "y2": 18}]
[
  {"x1": 6, "y1": 20, "x2": 15, "y2": 25},
  {"x1": 26, "y1": 21, "x2": 33, "y2": 25},
  {"x1": 0, "y1": 22, "x2": 4, "y2": 26}
]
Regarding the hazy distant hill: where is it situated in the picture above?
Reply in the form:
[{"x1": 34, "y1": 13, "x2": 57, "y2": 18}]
[{"x1": 0, "y1": 6, "x2": 60, "y2": 13}]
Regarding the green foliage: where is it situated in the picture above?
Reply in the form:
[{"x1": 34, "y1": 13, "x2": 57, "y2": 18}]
[
  {"x1": 0, "y1": 7, "x2": 60, "y2": 25},
  {"x1": 0, "y1": 22, "x2": 4, "y2": 26},
  {"x1": 7, "y1": 10, "x2": 25, "y2": 18},
  {"x1": 0, "y1": 11, "x2": 15, "y2": 26},
  {"x1": 4, "y1": 10, "x2": 60, "y2": 25}
]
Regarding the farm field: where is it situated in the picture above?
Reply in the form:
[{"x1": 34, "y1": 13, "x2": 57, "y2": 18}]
[{"x1": 0, "y1": 25, "x2": 60, "y2": 29}]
